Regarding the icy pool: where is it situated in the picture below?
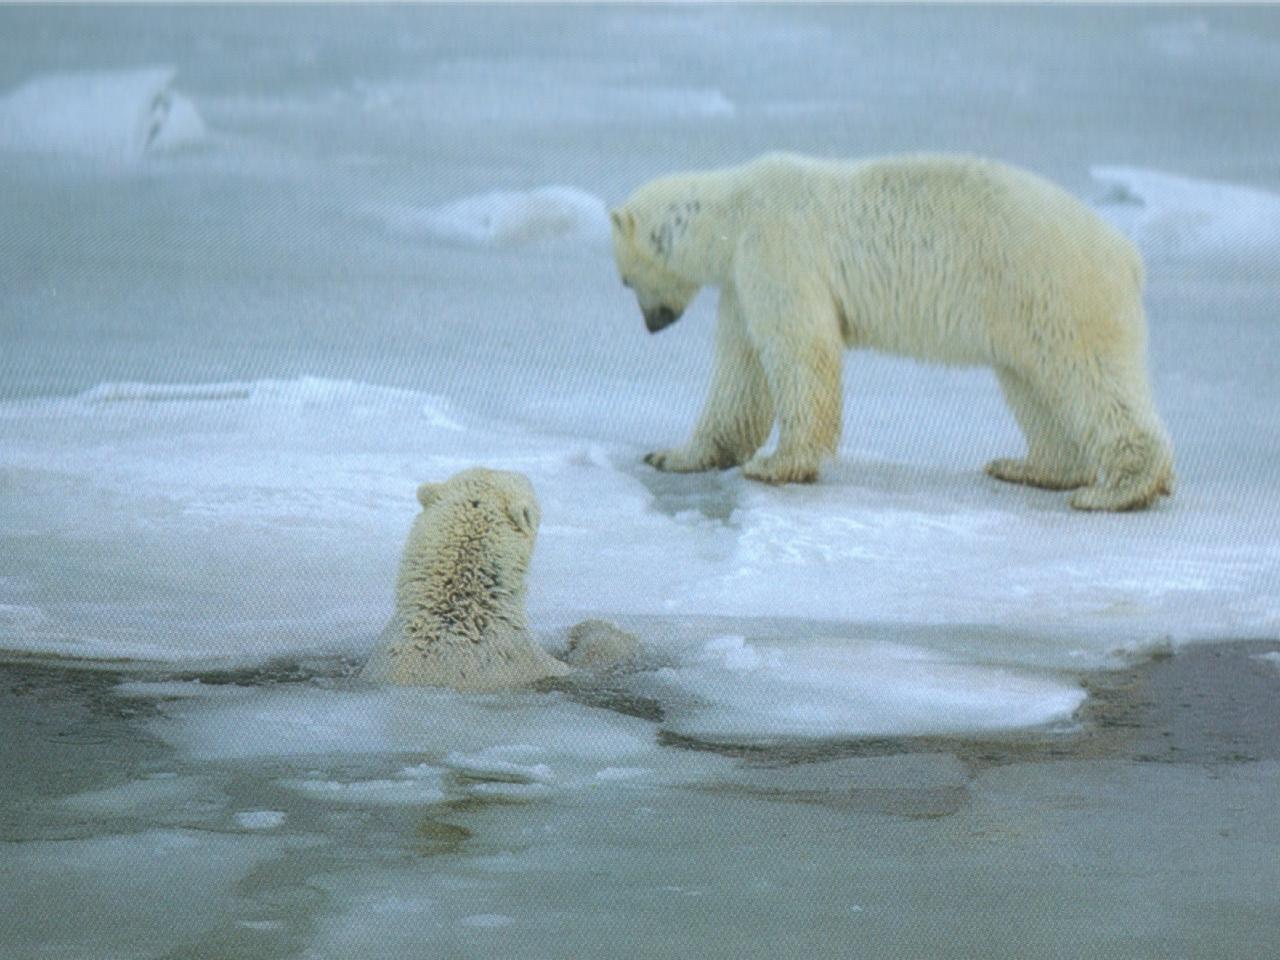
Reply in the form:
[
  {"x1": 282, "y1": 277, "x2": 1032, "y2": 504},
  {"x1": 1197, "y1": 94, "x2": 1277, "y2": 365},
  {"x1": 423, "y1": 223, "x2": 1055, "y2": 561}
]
[{"x1": 4, "y1": 643, "x2": 1280, "y2": 960}]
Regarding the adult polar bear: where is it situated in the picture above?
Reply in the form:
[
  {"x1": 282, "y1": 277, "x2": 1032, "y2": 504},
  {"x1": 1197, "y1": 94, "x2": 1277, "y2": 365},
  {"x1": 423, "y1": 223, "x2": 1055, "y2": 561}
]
[{"x1": 611, "y1": 153, "x2": 1173, "y2": 511}]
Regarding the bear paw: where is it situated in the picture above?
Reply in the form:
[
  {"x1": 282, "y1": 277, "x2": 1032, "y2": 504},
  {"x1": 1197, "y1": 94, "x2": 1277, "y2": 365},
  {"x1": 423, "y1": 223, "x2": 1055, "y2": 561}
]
[
  {"x1": 564, "y1": 619, "x2": 643, "y2": 672},
  {"x1": 742, "y1": 452, "x2": 819, "y2": 485},
  {"x1": 1068, "y1": 481, "x2": 1163, "y2": 512},
  {"x1": 644, "y1": 444, "x2": 736, "y2": 473},
  {"x1": 984, "y1": 458, "x2": 1093, "y2": 491}
]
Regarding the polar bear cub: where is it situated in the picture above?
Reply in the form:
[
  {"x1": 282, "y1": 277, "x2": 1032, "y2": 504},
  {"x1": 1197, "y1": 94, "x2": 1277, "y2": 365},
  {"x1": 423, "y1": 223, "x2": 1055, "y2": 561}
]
[
  {"x1": 610, "y1": 152, "x2": 1174, "y2": 511},
  {"x1": 362, "y1": 468, "x2": 572, "y2": 691}
]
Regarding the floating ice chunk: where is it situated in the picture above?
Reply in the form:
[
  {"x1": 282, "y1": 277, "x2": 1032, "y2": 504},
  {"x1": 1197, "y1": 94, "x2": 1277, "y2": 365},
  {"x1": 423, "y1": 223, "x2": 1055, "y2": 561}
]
[
  {"x1": 1092, "y1": 166, "x2": 1280, "y2": 259},
  {"x1": 377, "y1": 186, "x2": 609, "y2": 247},
  {"x1": 62, "y1": 775, "x2": 223, "y2": 820},
  {"x1": 234, "y1": 810, "x2": 287, "y2": 830},
  {"x1": 443, "y1": 747, "x2": 555, "y2": 783},
  {"x1": 279, "y1": 775, "x2": 447, "y2": 807},
  {"x1": 147, "y1": 686, "x2": 656, "y2": 762},
  {"x1": 641, "y1": 636, "x2": 1086, "y2": 742},
  {"x1": 0, "y1": 68, "x2": 205, "y2": 162}
]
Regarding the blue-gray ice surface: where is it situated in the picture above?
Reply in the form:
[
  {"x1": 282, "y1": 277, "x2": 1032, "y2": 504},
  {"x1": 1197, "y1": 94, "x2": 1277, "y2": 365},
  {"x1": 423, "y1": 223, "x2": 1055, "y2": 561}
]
[{"x1": 2, "y1": 7, "x2": 1279, "y2": 959}]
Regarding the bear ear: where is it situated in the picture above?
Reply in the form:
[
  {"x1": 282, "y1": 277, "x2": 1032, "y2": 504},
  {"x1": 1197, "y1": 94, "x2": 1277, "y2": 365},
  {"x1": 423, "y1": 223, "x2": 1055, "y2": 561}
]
[
  {"x1": 610, "y1": 208, "x2": 636, "y2": 238},
  {"x1": 416, "y1": 482, "x2": 444, "y2": 509},
  {"x1": 507, "y1": 499, "x2": 539, "y2": 537}
]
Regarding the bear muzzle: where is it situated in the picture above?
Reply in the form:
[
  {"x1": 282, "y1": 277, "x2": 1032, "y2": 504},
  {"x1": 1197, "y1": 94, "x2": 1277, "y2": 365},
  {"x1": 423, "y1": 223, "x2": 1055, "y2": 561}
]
[{"x1": 644, "y1": 305, "x2": 682, "y2": 333}]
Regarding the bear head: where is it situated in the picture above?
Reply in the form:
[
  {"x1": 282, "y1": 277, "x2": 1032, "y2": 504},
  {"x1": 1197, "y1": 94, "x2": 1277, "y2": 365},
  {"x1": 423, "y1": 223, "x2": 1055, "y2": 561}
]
[
  {"x1": 610, "y1": 204, "x2": 701, "y2": 334},
  {"x1": 413, "y1": 467, "x2": 540, "y2": 559}
]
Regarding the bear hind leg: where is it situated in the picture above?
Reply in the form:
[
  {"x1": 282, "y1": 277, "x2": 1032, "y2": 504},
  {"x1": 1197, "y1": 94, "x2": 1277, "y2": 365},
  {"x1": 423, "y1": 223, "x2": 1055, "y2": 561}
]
[
  {"x1": 1048, "y1": 360, "x2": 1174, "y2": 512},
  {"x1": 1068, "y1": 417, "x2": 1174, "y2": 511},
  {"x1": 986, "y1": 368, "x2": 1094, "y2": 491}
]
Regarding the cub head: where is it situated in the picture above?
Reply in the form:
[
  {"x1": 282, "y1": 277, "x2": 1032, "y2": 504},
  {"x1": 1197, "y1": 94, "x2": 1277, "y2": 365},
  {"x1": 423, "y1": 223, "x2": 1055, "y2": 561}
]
[
  {"x1": 416, "y1": 468, "x2": 540, "y2": 544},
  {"x1": 610, "y1": 205, "x2": 700, "y2": 333}
]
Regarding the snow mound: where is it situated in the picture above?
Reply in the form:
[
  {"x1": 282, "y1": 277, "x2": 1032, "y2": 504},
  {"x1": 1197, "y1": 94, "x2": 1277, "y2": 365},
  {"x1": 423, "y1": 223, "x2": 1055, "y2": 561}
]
[
  {"x1": 378, "y1": 186, "x2": 608, "y2": 247},
  {"x1": 1092, "y1": 166, "x2": 1280, "y2": 260},
  {"x1": 0, "y1": 68, "x2": 205, "y2": 162}
]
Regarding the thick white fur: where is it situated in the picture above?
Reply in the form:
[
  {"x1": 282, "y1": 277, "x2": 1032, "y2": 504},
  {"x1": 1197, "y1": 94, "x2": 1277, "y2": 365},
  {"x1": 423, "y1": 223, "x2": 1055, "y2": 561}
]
[
  {"x1": 361, "y1": 468, "x2": 571, "y2": 691},
  {"x1": 611, "y1": 153, "x2": 1174, "y2": 511}
]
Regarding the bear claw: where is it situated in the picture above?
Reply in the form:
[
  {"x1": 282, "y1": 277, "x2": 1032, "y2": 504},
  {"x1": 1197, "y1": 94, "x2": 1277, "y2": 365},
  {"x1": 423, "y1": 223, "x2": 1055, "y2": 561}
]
[
  {"x1": 742, "y1": 454, "x2": 819, "y2": 485},
  {"x1": 984, "y1": 458, "x2": 1092, "y2": 491},
  {"x1": 644, "y1": 447, "x2": 724, "y2": 473}
]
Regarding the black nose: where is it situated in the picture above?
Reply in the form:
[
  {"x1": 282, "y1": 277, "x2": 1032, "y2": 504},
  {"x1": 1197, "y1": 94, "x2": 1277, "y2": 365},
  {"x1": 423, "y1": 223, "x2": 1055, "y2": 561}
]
[{"x1": 644, "y1": 305, "x2": 681, "y2": 333}]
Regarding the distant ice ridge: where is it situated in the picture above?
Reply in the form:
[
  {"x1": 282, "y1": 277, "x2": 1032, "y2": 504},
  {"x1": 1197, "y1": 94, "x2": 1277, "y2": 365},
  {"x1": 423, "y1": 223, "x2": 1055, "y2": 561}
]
[
  {"x1": 356, "y1": 62, "x2": 734, "y2": 124},
  {"x1": 1092, "y1": 166, "x2": 1280, "y2": 260},
  {"x1": 0, "y1": 67, "x2": 205, "y2": 162},
  {"x1": 70, "y1": 377, "x2": 461, "y2": 427},
  {"x1": 375, "y1": 186, "x2": 609, "y2": 247}
]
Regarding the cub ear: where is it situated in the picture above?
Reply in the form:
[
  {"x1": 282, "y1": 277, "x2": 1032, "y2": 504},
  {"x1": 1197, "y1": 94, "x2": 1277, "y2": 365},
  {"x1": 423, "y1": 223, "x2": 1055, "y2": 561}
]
[
  {"x1": 416, "y1": 482, "x2": 444, "y2": 509},
  {"x1": 610, "y1": 208, "x2": 636, "y2": 238},
  {"x1": 507, "y1": 499, "x2": 540, "y2": 537}
]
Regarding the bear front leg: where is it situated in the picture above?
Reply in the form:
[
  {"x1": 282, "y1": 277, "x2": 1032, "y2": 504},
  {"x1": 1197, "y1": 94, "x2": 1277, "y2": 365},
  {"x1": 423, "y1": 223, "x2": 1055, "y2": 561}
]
[
  {"x1": 646, "y1": 286, "x2": 775, "y2": 473},
  {"x1": 736, "y1": 275, "x2": 843, "y2": 485}
]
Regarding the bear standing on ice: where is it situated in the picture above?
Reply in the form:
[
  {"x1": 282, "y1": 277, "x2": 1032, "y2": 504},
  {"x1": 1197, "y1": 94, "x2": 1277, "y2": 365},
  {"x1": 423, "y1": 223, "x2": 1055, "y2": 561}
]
[
  {"x1": 610, "y1": 153, "x2": 1174, "y2": 511},
  {"x1": 361, "y1": 468, "x2": 573, "y2": 691}
]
